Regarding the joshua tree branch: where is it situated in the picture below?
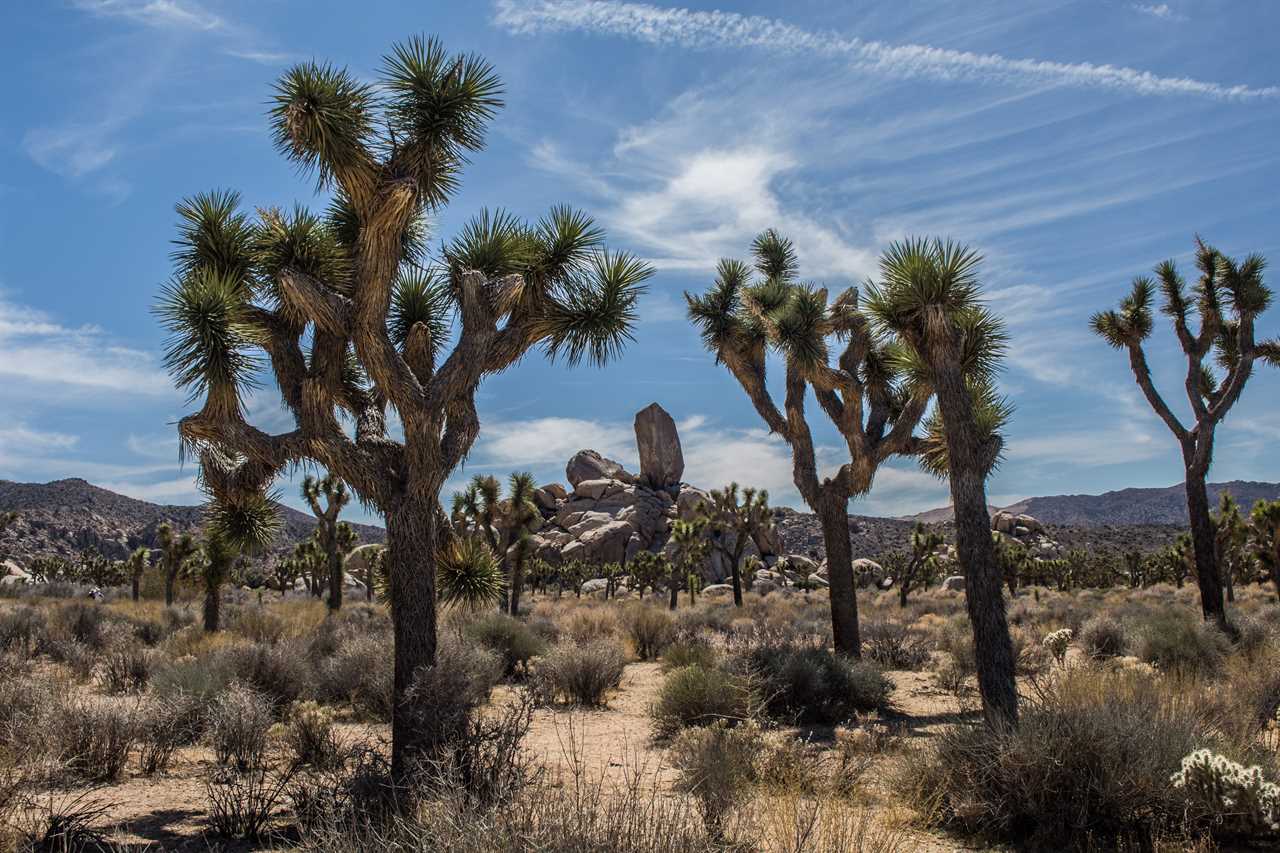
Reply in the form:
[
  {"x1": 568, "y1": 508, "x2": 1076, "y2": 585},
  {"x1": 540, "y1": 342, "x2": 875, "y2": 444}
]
[{"x1": 1126, "y1": 343, "x2": 1189, "y2": 442}]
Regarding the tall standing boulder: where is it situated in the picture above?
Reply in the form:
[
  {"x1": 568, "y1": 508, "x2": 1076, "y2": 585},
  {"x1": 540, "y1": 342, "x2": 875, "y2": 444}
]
[{"x1": 634, "y1": 403, "x2": 684, "y2": 490}]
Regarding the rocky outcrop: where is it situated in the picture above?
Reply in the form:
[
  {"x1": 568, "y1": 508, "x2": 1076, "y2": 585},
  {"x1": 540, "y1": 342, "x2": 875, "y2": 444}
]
[
  {"x1": 565, "y1": 451, "x2": 633, "y2": 489},
  {"x1": 634, "y1": 402, "x2": 684, "y2": 490}
]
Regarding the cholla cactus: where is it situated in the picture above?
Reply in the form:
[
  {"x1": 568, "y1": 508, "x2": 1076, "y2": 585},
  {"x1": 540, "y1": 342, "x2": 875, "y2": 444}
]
[
  {"x1": 1172, "y1": 748, "x2": 1280, "y2": 835},
  {"x1": 1043, "y1": 628, "x2": 1073, "y2": 664}
]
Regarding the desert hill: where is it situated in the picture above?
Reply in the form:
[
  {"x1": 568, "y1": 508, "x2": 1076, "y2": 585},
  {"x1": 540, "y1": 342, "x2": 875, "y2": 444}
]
[{"x1": 0, "y1": 478, "x2": 385, "y2": 564}]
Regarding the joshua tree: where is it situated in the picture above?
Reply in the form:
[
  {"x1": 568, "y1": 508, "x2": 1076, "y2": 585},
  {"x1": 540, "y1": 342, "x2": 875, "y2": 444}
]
[
  {"x1": 1212, "y1": 493, "x2": 1247, "y2": 603},
  {"x1": 156, "y1": 522, "x2": 199, "y2": 607},
  {"x1": 866, "y1": 238, "x2": 1018, "y2": 728},
  {"x1": 125, "y1": 546, "x2": 151, "y2": 602},
  {"x1": 453, "y1": 472, "x2": 539, "y2": 614},
  {"x1": 302, "y1": 474, "x2": 352, "y2": 611},
  {"x1": 666, "y1": 518, "x2": 708, "y2": 610},
  {"x1": 897, "y1": 522, "x2": 944, "y2": 608},
  {"x1": 271, "y1": 555, "x2": 300, "y2": 596},
  {"x1": 78, "y1": 550, "x2": 125, "y2": 589},
  {"x1": 198, "y1": 500, "x2": 280, "y2": 631},
  {"x1": 686, "y1": 231, "x2": 930, "y2": 655},
  {"x1": 697, "y1": 483, "x2": 773, "y2": 607},
  {"x1": 1091, "y1": 239, "x2": 1277, "y2": 629},
  {"x1": 153, "y1": 35, "x2": 650, "y2": 774},
  {"x1": 627, "y1": 550, "x2": 667, "y2": 599},
  {"x1": 992, "y1": 533, "x2": 1030, "y2": 595},
  {"x1": 1248, "y1": 499, "x2": 1280, "y2": 601}
]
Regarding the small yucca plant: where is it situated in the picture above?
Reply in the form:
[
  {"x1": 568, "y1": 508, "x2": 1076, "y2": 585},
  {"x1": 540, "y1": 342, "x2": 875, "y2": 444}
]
[{"x1": 437, "y1": 533, "x2": 504, "y2": 609}]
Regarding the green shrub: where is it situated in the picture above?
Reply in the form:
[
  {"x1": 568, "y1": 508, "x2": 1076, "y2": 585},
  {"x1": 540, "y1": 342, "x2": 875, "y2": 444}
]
[
  {"x1": 652, "y1": 664, "x2": 756, "y2": 739},
  {"x1": 744, "y1": 642, "x2": 891, "y2": 724},
  {"x1": 284, "y1": 701, "x2": 343, "y2": 769},
  {"x1": 1079, "y1": 615, "x2": 1129, "y2": 661},
  {"x1": 1135, "y1": 611, "x2": 1229, "y2": 676},
  {"x1": 100, "y1": 643, "x2": 157, "y2": 694},
  {"x1": 535, "y1": 640, "x2": 626, "y2": 707},
  {"x1": 621, "y1": 604, "x2": 673, "y2": 661},
  {"x1": 151, "y1": 654, "x2": 234, "y2": 705},
  {"x1": 138, "y1": 692, "x2": 203, "y2": 774},
  {"x1": 669, "y1": 720, "x2": 761, "y2": 836},
  {"x1": 465, "y1": 613, "x2": 547, "y2": 676}
]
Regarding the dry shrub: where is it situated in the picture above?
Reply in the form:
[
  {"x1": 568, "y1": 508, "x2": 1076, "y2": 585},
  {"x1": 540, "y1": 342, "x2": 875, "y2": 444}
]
[
  {"x1": 18, "y1": 792, "x2": 113, "y2": 853},
  {"x1": 563, "y1": 606, "x2": 621, "y2": 643},
  {"x1": 861, "y1": 620, "x2": 930, "y2": 670},
  {"x1": 743, "y1": 641, "x2": 891, "y2": 724},
  {"x1": 137, "y1": 692, "x2": 203, "y2": 775},
  {"x1": 315, "y1": 634, "x2": 394, "y2": 720},
  {"x1": 0, "y1": 606, "x2": 46, "y2": 655},
  {"x1": 652, "y1": 664, "x2": 757, "y2": 739},
  {"x1": 1135, "y1": 611, "x2": 1229, "y2": 676},
  {"x1": 100, "y1": 642, "x2": 157, "y2": 694},
  {"x1": 219, "y1": 640, "x2": 309, "y2": 709},
  {"x1": 227, "y1": 605, "x2": 287, "y2": 644},
  {"x1": 283, "y1": 701, "x2": 343, "y2": 769},
  {"x1": 621, "y1": 604, "x2": 673, "y2": 661},
  {"x1": 205, "y1": 764, "x2": 295, "y2": 840},
  {"x1": 208, "y1": 682, "x2": 274, "y2": 770},
  {"x1": 897, "y1": 667, "x2": 1236, "y2": 847},
  {"x1": 464, "y1": 613, "x2": 547, "y2": 676},
  {"x1": 1080, "y1": 614, "x2": 1130, "y2": 660},
  {"x1": 670, "y1": 720, "x2": 761, "y2": 836},
  {"x1": 534, "y1": 640, "x2": 626, "y2": 707},
  {"x1": 56, "y1": 699, "x2": 137, "y2": 783}
]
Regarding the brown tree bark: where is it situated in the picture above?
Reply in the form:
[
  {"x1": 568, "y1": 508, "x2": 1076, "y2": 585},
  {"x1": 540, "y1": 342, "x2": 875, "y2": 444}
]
[
  {"x1": 1184, "y1": 472, "x2": 1227, "y2": 629},
  {"x1": 933, "y1": 362, "x2": 1018, "y2": 728},
  {"x1": 387, "y1": 495, "x2": 439, "y2": 779},
  {"x1": 164, "y1": 568, "x2": 177, "y2": 607},
  {"x1": 203, "y1": 583, "x2": 219, "y2": 632},
  {"x1": 818, "y1": 492, "x2": 860, "y2": 658}
]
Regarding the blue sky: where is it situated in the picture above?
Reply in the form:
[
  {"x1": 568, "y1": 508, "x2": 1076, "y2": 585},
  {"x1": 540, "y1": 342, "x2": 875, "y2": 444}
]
[{"x1": 1, "y1": 0, "x2": 1278, "y2": 524}]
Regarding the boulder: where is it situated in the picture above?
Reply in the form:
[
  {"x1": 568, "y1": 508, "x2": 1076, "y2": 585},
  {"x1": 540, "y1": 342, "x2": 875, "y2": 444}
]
[
  {"x1": 852, "y1": 558, "x2": 884, "y2": 589},
  {"x1": 806, "y1": 573, "x2": 829, "y2": 587},
  {"x1": 942, "y1": 575, "x2": 966, "y2": 592},
  {"x1": 754, "y1": 568, "x2": 784, "y2": 585},
  {"x1": 573, "y1": 479, "x2": 614, "y2": 501},
  {"x1": 532, "y1": 487, "x2": 560, "y2": 511},
  {"x1": 563, "y1": 519, "x2": 635, "y2": 565},
  {"x1": 702, "y1": 584, "x2": 734, "y2": 597},
  {"x1": 1016, "y1": 514, "x2": 1044, "y2": 534},
  {"x1": 753, "y1": 579, "x2": 780, "y2": 596},
  {"x1": 566, "y1": 450, "x2": 633, "y2": 488},
  {"x1": 676, "y1": 485, "x2": 711, "y2": 520},
  {"x1": 784, "y1": 554, "x2": 819, "y2": 575},
  {"x1": 343, "y1": 543, "x2": 384, "y2": 580},
  {"x1": 580, "y1": 578, "x2": 610, "y2": 597},
  {"x1": 634, "y1": 402, "x2": 684, "y2": 489}
]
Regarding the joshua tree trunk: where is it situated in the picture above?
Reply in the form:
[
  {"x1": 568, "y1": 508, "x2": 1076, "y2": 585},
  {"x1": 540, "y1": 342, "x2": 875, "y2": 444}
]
[
  {"x1": 326, "y1": 543, "x2": 343, "y2": 613},
  {"x1": 1184, "y1": 470, "x2": 1227, "y2": 629},
  {"x1": 818, "y1": 492, "x2": 860, "y2": 658},
  {"x1": 164, "y1": 569, "x2": 177, "y2": 607},
  {"x1": 508, "y1": 554, "x2": 527, "y2": 616},
  {"x1": 933, "y1": 362, "x2": 1018, "y2": 728},
  {"x1": 386, "y1": 496, "x2": 439, "y2": 779},
  {"x1": 729, "y1": 541, "x2": 747, "y2": 608},
  {"x1": 203, "y1": 584, "x2": 219, "y2": 632},
  {"x1": 131, "y1": 575, "x2": 141, "y2": 603}
]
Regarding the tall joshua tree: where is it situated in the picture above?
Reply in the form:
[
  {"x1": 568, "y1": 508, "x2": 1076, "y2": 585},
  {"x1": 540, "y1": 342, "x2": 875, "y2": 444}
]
[
  {"x1": 697, "y1": 483, "x2": 773, "y2": 607},
  {"x1": 452, "y1": 471, "x2": 539, "y2": 614},
  {"x1": 687, "y1": 231, "x2": 930, "y2": 656},
  {"x1": 154, "y1": 36, "x2": 651, "y2": 776},
  {"x1": 1249, "y1": 499, "x2": 1280, "y2": 602},
  {"x1": 667, "y1": 518, "x2": 708, "y2": 610},
  {"x1": 897, "y1": 522, "x2": 944, "y2": 608},
  {"x1": 866, "y1": 238, "x2": 1018, "y2": 728},
  {"x1": 156, "y1": 522, "x2": 198, "y2": 607},
  {"x1": 1091, "y1": 239, "x2": 1277, "y2": 629},
  {"x1": 302, "y1": 474, "x2": 352, "y2": 612},
  {"x1": 125, "y1": 546, "x2": 151, "y2": 602}
]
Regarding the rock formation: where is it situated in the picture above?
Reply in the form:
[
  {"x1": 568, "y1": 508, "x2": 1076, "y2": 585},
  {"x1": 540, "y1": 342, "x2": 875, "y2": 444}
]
[{"x1": 634, "y1": 402, "x2": 684, "y2": 490}]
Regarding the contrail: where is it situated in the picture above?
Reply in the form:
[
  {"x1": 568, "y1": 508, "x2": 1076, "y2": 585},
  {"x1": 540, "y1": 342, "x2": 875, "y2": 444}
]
[{"x1": 493, "y1": 0, "x2": 1278, "y2": 102}]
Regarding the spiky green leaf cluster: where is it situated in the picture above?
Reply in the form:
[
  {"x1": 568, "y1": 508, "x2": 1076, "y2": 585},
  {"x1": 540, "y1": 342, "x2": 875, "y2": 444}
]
[
  {"x1": 437, "y1": 533, "x2": 504, "y2": 608},
  {"x1": 205, "y1": 492, "x2": 282, "y2": 554}
]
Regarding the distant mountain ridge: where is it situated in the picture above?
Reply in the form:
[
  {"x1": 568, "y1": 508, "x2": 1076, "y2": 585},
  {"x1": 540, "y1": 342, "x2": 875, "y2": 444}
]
[
  {"x1": 0, "y1": 478, "x2": 385, "y2": 565},
  {"x1": 907, "y1": 481, "x2": 1280, "y2": 526}
]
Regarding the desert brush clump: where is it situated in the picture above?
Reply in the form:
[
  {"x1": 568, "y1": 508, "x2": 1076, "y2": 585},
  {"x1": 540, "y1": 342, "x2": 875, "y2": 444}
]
[
  {"x1": 1172, "y1": 749, "x2": 1280, "y2": 837},
  {"x1": 743, "y1": 639, "x2": 892, "y2": 724},
  {"x1": 534, "y1": 639, "x2": 626, "y2": 707}
]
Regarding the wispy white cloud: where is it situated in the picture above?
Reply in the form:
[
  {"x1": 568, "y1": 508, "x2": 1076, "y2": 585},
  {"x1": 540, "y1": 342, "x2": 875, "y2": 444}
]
[
  {"x1": 22, "y1": 124, "x2": 118, "y2": 177},
  {"x1": 0, "y1": 294, "x2": 171, "y2": 396},
  {"x1": 223, "y1": 48, "x2": 298, "y2": 65},
  {"x1": 493, "y1": 0, "x2": 1273, "y2": 101},
  {"x1": 72, "y1": 0, "x2": 224, "y2": 31},
  {"x1": 1132, "y1": 3, "x2": 1185, "y2": 22}
]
